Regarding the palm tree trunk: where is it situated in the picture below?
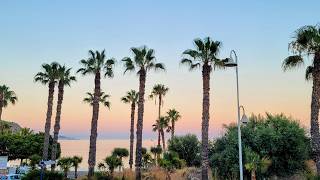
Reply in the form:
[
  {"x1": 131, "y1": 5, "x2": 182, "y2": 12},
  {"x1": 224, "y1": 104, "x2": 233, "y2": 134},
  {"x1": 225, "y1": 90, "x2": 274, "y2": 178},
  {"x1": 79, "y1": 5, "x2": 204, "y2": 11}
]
[
  {"x1": 75, "y1": 165, "x2": 78, "y2": 179},
  {"x1": 64, "y1": 169, "x2": 68, "y2": 180},
  {"x1": 161, "y1": 129, "x2": 166, "y2": 150},
  {"x1": 157, "y1": 130, "x2": 161, "y2": 146},
  {"x1": 42, "y1": 81, "x2": 55, "y2": 161},
  {"x1": 171, "y1": 121, "x2": 175, "y2": 139},
  {"x1": 201, "y1": 64, "x2": 211, "y2": 180},
  {"x1": 51, "y1": 81, "x2": 64, "y2": 171},
  {"x1": 251, "y1": 170, "x2": 256, "y2": 180},
  {"x1": 135, "y1": 70, "x2": 146, "y2": 180},
  {"x1": 88, "y1": 72, "x2": 101, "y2": 179},
  {"x1": 0, "y1": 93, "x2": 3, "y2": 121},
  {"x1": 129, "y1": 103, "x2": 135, "y2": 170},
  {"x1": 311, "y1": 52, "x2": 320, "y2": 175}
]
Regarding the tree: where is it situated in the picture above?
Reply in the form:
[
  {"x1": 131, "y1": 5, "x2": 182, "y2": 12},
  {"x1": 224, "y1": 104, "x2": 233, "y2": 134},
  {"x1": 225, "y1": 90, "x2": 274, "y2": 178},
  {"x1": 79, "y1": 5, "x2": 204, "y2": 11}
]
[
  {"x1": 244, "y1": 147, "x2": 271, "y2": 180},
  {"x1": 57, "y1": 157, "x2": 73, "y2": 179},
  {"x1": 168, "y1": 134, "x2": 201, "y2": 167},
  {"x1": 104, "y1": 155, "x2": 122, "y2": 177},
  {"x1": 71, "y1": 156, "x2": 82, "y2": 179},
  {"x1": 51, "y1": 65, "x2": 76, "y2": 171},
  {"x1": 34, "y1": 62, "x2": 59, "y2": 160},
  {"x1": 181, "y1": 37, "x2": 225, "y2": 180},
  {"x1": 282, "y1": 24, "x2": 320, "y2": 174},
  {"x1": 150, "y1": 145, "x2": 162, "y2": 161},
  {"x1": 77, "y1": 50, "x2": 115, "y2": 178},
  {"x1": 166, "y1": 109, "x2": 181, "y2": 139},
  {"x1": 152, "y1": 116, "x2": 170, "y2": 150},
  {"x1": 0, "y1": 85, "x2": 18, "y2": 121},
  {"x1": 149, "y1": 84, "x2": 169, "y2": 147},
  {"x1": 111, "y1": 148, "x2": 129, "y2": 171},
  {"x1": 121, "y1": 90, "x2": 138, "y2": 170},
  {"x1": 28, "y1": 154, "x2": 41, "y2": 170},
  {"x1": 210, "y1": 113, "x2": 310, "y2": 179},
  {"x1": 122, "y1": 45, "x2": 165, "y2": 179}
]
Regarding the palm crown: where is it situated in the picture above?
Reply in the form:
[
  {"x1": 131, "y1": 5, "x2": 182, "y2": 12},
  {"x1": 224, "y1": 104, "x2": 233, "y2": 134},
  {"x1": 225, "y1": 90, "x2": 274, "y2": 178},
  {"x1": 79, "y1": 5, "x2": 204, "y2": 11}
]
[
  {"x1": 167, "y1": 109, "x2": 181, "y2": 122},
  {"x1": 152, "y1": 116, "x2": 170, "y2": 132},
  {"x1": 83, "y1": 92, "x2": 111, "y2": 108},
  {"x1": 57, "y1": 65, "x2": 76, "y2": 86},
  {"x1": 77, "y1": 50, "x2": 115, "y2": 78},
  {"x1": 149, "y1": 84, "x2": 169, "y2": 104},
  {"x1": 181, "y1": 37, "x2": 225, "y2": 71},
  {"x1": 282, "y1": 25, "x2": 320, "y2": 80},
  {"x1": 34, "y1": 62, "x2": 60, "y2": 84},
  {"x1": 121, "y1": 90, "x2": 139, "y2": 104},
  {"x1": 122, "y1": 46, "x2": 165, "y2": 74},
  {"x1": 0, "y1": 85, "x2": 18, "y2": 107}
]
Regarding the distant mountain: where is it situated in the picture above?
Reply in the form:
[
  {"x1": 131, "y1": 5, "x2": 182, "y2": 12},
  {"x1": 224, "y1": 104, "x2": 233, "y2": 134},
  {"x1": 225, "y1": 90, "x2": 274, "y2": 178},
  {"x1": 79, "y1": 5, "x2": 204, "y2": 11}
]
[
  {"x1": 0, "y1": 120, "x2": 22, "y2": 133},
  {"x1": 58, "y1": 135, "x2": 78, "y2": 140}
]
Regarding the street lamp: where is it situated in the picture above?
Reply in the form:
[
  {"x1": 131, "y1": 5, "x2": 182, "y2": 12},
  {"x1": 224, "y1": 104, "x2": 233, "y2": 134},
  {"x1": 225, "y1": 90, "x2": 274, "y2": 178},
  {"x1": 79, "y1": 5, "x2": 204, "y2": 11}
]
[
  {"x1": 224, "y1": 50, "x2": 244, "y2": 180},
  {"x1": 240, "y1": 105, "x2": 249, "y2": 124}
]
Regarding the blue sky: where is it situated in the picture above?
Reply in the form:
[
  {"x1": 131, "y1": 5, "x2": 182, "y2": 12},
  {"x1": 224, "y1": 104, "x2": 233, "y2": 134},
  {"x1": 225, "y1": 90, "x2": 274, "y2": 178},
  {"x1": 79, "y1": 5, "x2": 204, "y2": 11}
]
[{"x1": 0, "y1": 1, "x2": 319, "y2": 139}]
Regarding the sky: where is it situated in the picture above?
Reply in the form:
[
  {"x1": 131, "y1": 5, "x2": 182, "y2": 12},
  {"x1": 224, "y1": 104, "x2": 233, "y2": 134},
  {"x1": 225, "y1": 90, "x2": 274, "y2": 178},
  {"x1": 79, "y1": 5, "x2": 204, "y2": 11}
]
[{"x1": 0, "y1": 0, "x2": 319, "y2": 139}]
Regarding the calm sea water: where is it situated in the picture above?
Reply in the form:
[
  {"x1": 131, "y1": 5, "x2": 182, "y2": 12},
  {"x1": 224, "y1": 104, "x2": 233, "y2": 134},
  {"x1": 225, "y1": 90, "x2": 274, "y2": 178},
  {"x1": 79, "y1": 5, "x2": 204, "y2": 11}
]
[{"x1": 59, "y1": 139, "x2": 156, "y2": 171}]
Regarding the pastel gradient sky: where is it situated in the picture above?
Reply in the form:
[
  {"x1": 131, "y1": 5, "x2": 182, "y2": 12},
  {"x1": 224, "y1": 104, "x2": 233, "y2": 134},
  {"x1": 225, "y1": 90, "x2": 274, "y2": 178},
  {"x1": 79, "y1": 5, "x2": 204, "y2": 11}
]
[{"x1": 0, "y1": 0, "x2": 319, "y2": 139}]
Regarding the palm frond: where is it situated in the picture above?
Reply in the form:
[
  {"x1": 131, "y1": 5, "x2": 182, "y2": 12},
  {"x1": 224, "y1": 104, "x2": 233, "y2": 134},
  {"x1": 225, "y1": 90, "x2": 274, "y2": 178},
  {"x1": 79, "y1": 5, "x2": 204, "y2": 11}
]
[
  {"x1": 305, "y1": 65, "x2": 314, "y2": 80},
  {"x1": 282, "y1": 55, "x2": 304, "y2": 71}
]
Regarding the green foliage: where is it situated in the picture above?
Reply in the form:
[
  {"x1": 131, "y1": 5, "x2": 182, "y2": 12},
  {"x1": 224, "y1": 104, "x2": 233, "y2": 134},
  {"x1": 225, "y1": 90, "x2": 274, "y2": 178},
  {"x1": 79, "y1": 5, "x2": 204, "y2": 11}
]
[
  {"x1": 0, "y1": 130, "x2": 60, "y2": 161},
  {"x1": 28, "y1": 154, "x2": 41, "y2": 170},
  {"x1": 150, "y1": 145, "x2": 162, "y2": 158},
  {"x1": 210, "y1": 113, "x2": 311, "y2": 179},
  {"x1": 21, "y1": 169, "x2": 63, "y2": 180},
  {"x1": 0, "y1": 85, "x2": 18, "y2": 108},
  {"x1": 168, "y1": 134, "x2": 201, "y2": 167},
  {"x1": 58, "y1": 157, "x2": 73, "y2": 175},
  {"x1": 112, "y1": 148, "x2": 129, "y2": 159},
  {"x1": 104, "y1": 155, "x2": 122, "y2": 174},
  {"x1": 159, "y1": 151, "x2": 185, "y2": 171}
]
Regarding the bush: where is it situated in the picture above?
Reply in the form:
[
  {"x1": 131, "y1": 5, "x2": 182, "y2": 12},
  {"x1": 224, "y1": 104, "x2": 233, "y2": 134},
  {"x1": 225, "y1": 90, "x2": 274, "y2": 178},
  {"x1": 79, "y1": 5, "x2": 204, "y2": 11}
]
[
  {"x1": 210, "y1": 113, "x2": 311, "y2": 179},
  {"x1": 22, "y1": 169, "x2": 63, "y2": 180},
  {"x1": 168, "y1": 134, "x2": 201, "y2": 167}
]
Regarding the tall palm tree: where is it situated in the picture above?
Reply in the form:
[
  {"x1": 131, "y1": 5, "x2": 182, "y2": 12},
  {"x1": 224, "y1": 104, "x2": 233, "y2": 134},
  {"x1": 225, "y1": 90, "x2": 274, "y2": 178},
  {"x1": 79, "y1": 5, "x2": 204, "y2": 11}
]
[
  {"x1": 149, "y1": 84, "x2": 169, "y2": 147},
  {"x1": 51, "y1": 65, "x2": 76, "y2": 171},
  {"x1": 121, "y1": 90, "x2": 138, "y2": 170},
  {"x1": 122, "y1": 46, "x2": 165, "y2": 179},
  {"x1": 77, "y1": 50, "x2": 115, "y2": 178},
  {"x1": 34, "y1": 62, "x2": 59, "y2": 160},
  {"x1": 166, "y1": 109, "x2": 181, "y2": 139},
  {"x1": 0, "y1": 85, "x2": 18, "y2": 121},
  {"x1": 152, "y1": 116, "x2": 169, "y2": 150},
  {"x1": 71, "y1": 156, "x2": 83, "y2": 179},
  {"x1": 282, "y1": 25, "x2": 320, "y2": 174},
  {"x1": 181, "y1": 37, "x2": 225, "y2": 179}
]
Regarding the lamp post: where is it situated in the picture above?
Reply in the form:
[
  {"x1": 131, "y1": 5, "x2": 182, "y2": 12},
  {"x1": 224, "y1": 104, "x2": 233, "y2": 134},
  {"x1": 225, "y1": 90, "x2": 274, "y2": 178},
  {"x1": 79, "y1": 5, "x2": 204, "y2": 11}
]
[{"x1": 224, "y1": 50, "x2": 244, "y2": 180}]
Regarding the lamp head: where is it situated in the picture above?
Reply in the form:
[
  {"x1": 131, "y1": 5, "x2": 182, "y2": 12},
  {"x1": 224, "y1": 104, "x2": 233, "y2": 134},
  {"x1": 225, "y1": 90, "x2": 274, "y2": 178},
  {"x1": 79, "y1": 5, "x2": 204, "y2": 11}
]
[
  {"x1": 241, "y1": 114, "x2": 249, "y2": 124},
  {"x1": 224, "y1": 57, "x2": 237, "y2": 67}
]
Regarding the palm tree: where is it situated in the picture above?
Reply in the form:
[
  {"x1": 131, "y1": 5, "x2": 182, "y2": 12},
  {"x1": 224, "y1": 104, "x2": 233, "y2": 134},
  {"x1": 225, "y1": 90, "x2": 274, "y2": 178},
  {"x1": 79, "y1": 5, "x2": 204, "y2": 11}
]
[
  {"x1": 166, "y1": 109, "x2": 181, "y2": 139},
  {"x1": 51, "y1": 65, "x2": 76, "y2": 171},
  {"x1": 71, "y1": 156, "x2": 83, "y2": 179},
  {"x1": 34, "y1": 62, "x2": 59, "y2": 160},
  {"x1": 104, "y1": 155, "x2": 122, "y2": 177},
  {"x1": 121, "y1": 90, "x2": 138, "y2": 170},
  {"x1": 282, "y1": 25, "x2": 320, "y2": 174},
  {"x1": 112, "y1": 148, "x2": 129, "y2": 171},
  {"x1": 122, "y1": 46, "x2": 165, "y2": 179},
  {"x1": 57, "y1": 157, "x2": 73, "y2": 180},
  {"x1": 152, "y1": 116, "x2": 170, "y2": 150},
  {"x1": 181, "y1": 37, "x2": 225, "y2": 179},
  {"x1": 150, "y1": 145, "x2": 162, "y2": 162},
  {"x1": 149, "y1": 84, "x2": 169, "y2": 147},
  {"x1": 0, "y1": 85, "x2": 18, "y2": 121},
  {"x1": 77, "y1": 50, "x2": 115, "y2": 178}
]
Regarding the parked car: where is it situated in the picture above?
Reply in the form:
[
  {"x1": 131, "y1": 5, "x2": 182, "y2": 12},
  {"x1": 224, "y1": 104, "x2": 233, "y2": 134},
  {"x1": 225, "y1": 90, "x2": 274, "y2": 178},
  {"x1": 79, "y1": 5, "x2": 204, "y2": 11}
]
[{"x1": 0, "y1": 174, "x2": 21, "y2": 180}]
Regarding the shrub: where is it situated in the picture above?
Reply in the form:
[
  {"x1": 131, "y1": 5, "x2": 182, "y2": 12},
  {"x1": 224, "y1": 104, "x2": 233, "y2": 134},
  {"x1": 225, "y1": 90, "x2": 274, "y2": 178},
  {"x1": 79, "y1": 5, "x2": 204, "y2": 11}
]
[
  {"x1": 22, "y1": 169, "x2": 63, "y2": 180},
  {"x1": 168, "y1": 134, "x2": 201, "y2": 167},
  {"x1": 210, "y1": 113, "x2": 311, "y2": 179}
]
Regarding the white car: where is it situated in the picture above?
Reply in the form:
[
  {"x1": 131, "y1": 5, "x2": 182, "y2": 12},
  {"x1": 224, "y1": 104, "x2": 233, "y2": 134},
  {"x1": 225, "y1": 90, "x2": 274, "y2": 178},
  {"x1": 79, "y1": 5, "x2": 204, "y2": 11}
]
[{"x1": 0, "y1": 174, "x2": 21, "y2": 180}]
